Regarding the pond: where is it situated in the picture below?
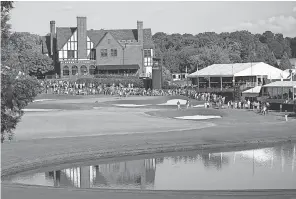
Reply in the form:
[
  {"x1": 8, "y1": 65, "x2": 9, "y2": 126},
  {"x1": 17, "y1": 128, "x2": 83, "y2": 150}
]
[{"x1": 4, "y1": 143, "x2": 296, "y2": 190}]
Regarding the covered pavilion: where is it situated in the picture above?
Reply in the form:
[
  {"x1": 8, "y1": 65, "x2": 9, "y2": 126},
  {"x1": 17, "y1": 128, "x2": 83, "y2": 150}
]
[
  {"x1": 261, "y1": 81, "x2": 296, "y2": 102},
  {"x1": 188, "y1": 62, "x2": 289, "y2": 92}
]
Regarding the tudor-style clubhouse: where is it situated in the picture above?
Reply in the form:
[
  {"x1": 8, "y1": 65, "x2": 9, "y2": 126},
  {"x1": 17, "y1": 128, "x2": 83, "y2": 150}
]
[{"x1": 41, "y1": 17, "x2": 154, "y2": 78}]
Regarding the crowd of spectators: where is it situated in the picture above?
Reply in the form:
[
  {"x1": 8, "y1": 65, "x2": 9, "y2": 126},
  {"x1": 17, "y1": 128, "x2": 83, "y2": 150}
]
[{"x1": 38, "y1": 79, "x2": 269, "y2": 114}]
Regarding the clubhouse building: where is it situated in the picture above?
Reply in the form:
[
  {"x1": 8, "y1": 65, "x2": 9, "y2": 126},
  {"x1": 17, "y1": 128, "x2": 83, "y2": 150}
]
[{"x1": 41, "y1": 17, "x2": 154, "y2": 78}]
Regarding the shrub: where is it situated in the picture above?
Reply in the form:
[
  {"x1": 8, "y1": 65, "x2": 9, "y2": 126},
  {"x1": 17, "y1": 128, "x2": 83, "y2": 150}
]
[{"x1": 1, "y1": 70, "x2": 41, "y2": 142}]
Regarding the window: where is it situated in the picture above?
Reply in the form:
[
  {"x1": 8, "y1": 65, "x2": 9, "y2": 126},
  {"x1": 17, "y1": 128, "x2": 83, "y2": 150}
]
[
  {"x1": 108, "y1": 39, "x2": 111, "y2": 44},
  {"x1": 80, "y1": 65, "x2": 87, "y2": 75},
  {"x1": 101, "y1": 49, "x2": 107, "y2": 57},
  {"x1": 63, "y1": 66, "x2": 69, "y2": 76},
  {"x1": 72, "y1": 65, "x2": 78, "y2": 75},
  {"x1": 111, "y1": 49, "x2": 117, "y2": 57},
  {"x1": 144, "y1": 49, "x2": 151, "y2": 57},
  {"x1": 68, "y1": 50, "x2": 75, "y2": 59},
  {"x1": 90, "y1": 49, "x2": 96, "y2": 60},
  {"x1": 89, "y1": 65, "x2": 96, "y2": 75}
]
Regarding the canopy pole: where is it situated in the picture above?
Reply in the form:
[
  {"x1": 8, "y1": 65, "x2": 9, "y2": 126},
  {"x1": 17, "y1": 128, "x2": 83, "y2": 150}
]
[
  {"x1": 208, "y1": 76, "x2": 211, "y2": 88},
  {"x1": 220, "y1": 77, "x2": 223, "y2": 91}
]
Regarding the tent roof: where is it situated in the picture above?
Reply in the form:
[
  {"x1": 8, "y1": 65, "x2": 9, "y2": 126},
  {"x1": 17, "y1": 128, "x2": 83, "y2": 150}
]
[
  {"x1": 263, "y1": 81, "x2": 296, "y2": 88},
  {"x1": 242, "y1": 86, "x2": 262, "y2": 94},
  {"x1": 188, "y1": 62, "x2": 290, "y2": 80}
]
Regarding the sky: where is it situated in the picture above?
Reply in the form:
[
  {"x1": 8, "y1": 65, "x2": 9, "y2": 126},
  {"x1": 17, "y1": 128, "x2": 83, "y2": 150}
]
[{"x1": 9, "y1": 1, "x2": 296, "y2": 37}]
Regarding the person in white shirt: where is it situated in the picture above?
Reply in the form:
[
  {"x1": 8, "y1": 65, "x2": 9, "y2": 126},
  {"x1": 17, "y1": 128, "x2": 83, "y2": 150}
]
[{"x1": 177, "y1": 101, "x2": 181, "y2": 110}]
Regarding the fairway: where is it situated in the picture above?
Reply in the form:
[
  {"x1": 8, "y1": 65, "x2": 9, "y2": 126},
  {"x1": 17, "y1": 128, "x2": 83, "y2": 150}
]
[{"x1": 2, "y1": 95, "x2": 296, "y2": 199}]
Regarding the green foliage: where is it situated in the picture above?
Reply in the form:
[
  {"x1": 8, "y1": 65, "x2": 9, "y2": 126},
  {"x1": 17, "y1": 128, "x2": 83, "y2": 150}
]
[
  {"x1": 1, "y1": 1, "x2": 13, "y2": 46},
  {"x1": 1, "y1": 1, "x2": 45, "y2": 142},
  {"x1": 153, "y1": 30, "x2": 296, "y2": 74},
  {"x1": 189, "y1": 45, "x2": 231, "y2": 71},
  {"x1": 1, "y1": 32, "x2": 54, "y2": 76},
  {"x1": 1, "y1": 69, "x2": 41, "y2": 142},
  {"x1": 279, "y1": 52, "x2": 292, "y2": 70}
]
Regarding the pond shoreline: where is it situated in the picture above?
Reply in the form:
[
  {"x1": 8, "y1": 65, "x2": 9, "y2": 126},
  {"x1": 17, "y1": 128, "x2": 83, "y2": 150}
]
[{"x1": 2, "y1": 136, "x2": 295, "y2": 178}]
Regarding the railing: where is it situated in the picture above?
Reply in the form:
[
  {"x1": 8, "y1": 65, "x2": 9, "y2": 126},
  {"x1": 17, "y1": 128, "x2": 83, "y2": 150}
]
[
  {"x1": 139, "y1": 73, "x2": 152, "y2": 79},
  {"x1": 196, "y1": 87, "x2": 234, "y2": 93},
  {"x1": 59, "y1": 60, "x2": 96, "y2": 64}
]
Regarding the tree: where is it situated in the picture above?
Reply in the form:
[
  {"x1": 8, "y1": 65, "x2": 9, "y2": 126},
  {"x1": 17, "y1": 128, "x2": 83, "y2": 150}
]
[
  {"x1": 279, "y1": 52, "x2": 292, "y2": 70},
  {"x1": 1, "y1": 1, "x2": 43, "y2": 142},
  {"x1": 1, "y1": 1, "x2": 14, "y2": 46},
  {"x1": 2, "y1": 32, "x2": 54, "y2": 76},
  {"x1": 189, "y1": 45, "x2": 231, "y2": 71},
  {"x1": 1, "y1": 68, "x2": 41, "y2": 142}
]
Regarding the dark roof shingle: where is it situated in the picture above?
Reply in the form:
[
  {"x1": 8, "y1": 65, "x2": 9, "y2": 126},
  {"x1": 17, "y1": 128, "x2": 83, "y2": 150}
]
[
  {"x1": 55, "y1": 27, "x2": 154, "y2": 51},
  {"x1": 56, "y1": 27, "x2": 77, "y2": 50}
]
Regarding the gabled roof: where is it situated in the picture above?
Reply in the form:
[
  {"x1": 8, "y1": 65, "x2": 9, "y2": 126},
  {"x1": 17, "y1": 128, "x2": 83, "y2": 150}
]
[
  {"x1": 143, "y1": 29, "x2": 154, "y2": 48},
  {"x1": 56, "y1": 27, "x2": 77, "y2": 50},
  {"x1": 55, "y1": 27, "x2": 154, "y2": 51},
  {"x1": 188, "y1": 62, "x2": 290, "y2": 80},
  {"x1": 87, "y1": 29, "x2": 106, "y2": 46},
  {"x1": 188, "y1": 62, "x2": 261, "y2": 77},
  {"x1": 93, "y1": 32, "x2": 123, "y2": 48}
]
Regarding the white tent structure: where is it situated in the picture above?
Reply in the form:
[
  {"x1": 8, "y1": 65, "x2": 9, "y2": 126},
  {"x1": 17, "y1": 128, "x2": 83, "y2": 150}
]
[
  {"x1": 242, "y1": 86, "x2": 262, "y2": 98},
  {"x1": 188, "y1": 62, "x2": 289, "y2": 79},
  {"x1": 188, "y1": 62, "x2": 290, "y2": 92}
]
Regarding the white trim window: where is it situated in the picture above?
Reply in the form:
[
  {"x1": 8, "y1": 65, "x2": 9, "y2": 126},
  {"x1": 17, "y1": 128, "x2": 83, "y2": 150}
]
[
  {"x1": 100, "y1": 49, "x2": 107, "y2": 57},
  {"x1": 144, "y1": 49, "x2": 153, "y2": 66},
  {"x1": 111, "y1": 49, "x2": 117, "y2": 57}
]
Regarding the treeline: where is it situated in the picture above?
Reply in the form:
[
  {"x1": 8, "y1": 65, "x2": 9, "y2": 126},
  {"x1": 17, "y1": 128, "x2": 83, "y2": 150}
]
[{"x1": 152, "y1": 31, "x2": 296, "y2": 73}]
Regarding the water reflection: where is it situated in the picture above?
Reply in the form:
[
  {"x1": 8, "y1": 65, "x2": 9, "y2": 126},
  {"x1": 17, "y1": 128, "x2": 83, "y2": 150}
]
[{"x1": 8, "y1": 143, "x2": 296, "y2": 190}]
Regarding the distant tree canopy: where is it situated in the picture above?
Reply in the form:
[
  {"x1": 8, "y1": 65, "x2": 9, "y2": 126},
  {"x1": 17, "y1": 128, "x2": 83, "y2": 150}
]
[
  {"x1": 279, "y1": 52, "x2": 292, "y2": 70},
  {"x1": 153, "y1": 30, "x2": 296, "y2": 73},
  {"x1": 1, "y1": 32, "x2": 54, "y2": 76}
]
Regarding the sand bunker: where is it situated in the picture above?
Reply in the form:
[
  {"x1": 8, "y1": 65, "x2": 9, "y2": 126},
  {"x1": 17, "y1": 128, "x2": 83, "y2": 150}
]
[
  {"x1": 193, "y1": 105, "x2": 204, "y2": 108},
  {"x1": 175, "y1": 115, "x2": 221, "y2": 120},
  {"x1": 114, "y1": 104, "x2": 149, "y2": 107},
  {"x1": 159, "y1": 99, "x2": 187, "y2": 106},
  {"x1": 23, "y1": 109, "x2": 61, "y2": 112},
  {"x1": 33, "y1": 99, "x2": 55, "y2": 103}
]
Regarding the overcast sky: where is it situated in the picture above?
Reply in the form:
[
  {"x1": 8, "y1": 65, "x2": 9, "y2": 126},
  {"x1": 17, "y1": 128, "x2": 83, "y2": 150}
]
[{"x1": 10, "y1": 1, "x2": 296, "y2": 37}]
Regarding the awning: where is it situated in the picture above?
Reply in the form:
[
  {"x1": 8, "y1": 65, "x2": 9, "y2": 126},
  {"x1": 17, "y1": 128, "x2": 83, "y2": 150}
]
[
  {"x1": 242, "y1": 86, "x2": 262, "y2": 94},
  {"x1": 262, "y1": 81, "x2": 296, "y2": 88},
  {"x1": 97, "y1": 64, "x2": 139, "y2": 70}
]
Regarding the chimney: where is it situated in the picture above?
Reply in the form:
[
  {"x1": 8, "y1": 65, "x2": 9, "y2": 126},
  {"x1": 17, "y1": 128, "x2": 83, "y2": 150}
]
[
  {"x1": 137, "y1": 21, "x2": 143, "y2": 45},
  {"x1": 50, "y1": 21, "x2": 55, "y2": 56},
  {"x1": 77, "y1": 16, "x2": 87, "y2": 59}
]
